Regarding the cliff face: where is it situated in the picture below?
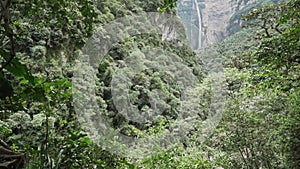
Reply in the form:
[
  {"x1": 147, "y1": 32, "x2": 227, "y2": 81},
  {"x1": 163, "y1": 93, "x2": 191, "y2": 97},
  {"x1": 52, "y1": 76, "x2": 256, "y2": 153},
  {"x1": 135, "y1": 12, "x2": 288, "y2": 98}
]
[
  {"x1": 200, "y1": 0, "x2": 257, "y2": 46},
  {"x1": 177, "y1": 0, "x2": 256, "y2": 49}
]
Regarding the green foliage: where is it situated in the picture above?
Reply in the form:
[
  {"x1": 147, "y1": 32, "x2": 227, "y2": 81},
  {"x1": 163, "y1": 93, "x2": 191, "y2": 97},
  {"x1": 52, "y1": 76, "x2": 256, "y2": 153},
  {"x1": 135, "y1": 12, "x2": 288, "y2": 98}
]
[
  {"x1": 0, "y1": 0, "x2": 204, "y2": 168},
  {"x1": 137, "y1": 146, "x2": 212, "y2": 169},
  {"x1": 1, "y1": 0, "x2": 299, "y2": 168},
  {"x1": 287, "y1": 90, "x2": 300, "y2": 167},
  {"x1": 243, "y1": 0, "x2": 300, "y2": 91},
  {"x1": 205, "y1": 1, "x2": 300, "y2": 168},
  {"x1": 157, "y1": 0, "x2": 177, "y2": 13}
]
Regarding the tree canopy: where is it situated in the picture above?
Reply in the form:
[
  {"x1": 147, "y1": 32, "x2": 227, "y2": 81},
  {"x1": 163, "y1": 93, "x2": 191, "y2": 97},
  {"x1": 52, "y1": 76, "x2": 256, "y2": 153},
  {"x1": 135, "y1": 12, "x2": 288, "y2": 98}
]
[{"x1": 0, "y1": 0, "x2": 299, "y2": 168}]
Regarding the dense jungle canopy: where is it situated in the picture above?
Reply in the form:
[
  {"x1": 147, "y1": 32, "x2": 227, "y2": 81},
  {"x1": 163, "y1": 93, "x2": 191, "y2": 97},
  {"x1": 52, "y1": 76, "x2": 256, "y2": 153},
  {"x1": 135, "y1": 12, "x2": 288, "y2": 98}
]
[{"x1": 0, "y1": 0, "x2": 299, "y2": 168}]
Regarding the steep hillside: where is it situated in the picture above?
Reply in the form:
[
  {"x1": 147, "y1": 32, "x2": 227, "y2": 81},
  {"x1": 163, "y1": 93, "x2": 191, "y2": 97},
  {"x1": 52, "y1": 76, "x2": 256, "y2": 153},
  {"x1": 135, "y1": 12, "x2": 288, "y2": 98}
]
[
  {"x1": 1, "y1": 0, "x2": 298, "y2": 168},
  {"x1": 177, "y1": 0, "x2": 286, "y2": 49}
]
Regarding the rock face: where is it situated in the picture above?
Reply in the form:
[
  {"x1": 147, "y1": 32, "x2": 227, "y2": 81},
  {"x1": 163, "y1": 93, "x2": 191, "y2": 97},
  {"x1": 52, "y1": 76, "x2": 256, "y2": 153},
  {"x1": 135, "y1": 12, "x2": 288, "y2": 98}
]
[{"x1": 177, "y1": 0, "x2": 256, "y2": 49}]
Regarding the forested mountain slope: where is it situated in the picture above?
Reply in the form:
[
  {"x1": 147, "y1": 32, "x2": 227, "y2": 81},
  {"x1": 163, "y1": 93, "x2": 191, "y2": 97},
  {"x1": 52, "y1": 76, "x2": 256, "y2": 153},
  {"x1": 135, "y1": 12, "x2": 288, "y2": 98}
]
[
  {"x1": 0, "y1": 0, "x2": 299, "y2": 168},
  {"x1": 0, "y1": 0, "x2": 203, "y2": 168},
  {"x1": 195, "y1": 0, "x2": 299, "y2": 168}
]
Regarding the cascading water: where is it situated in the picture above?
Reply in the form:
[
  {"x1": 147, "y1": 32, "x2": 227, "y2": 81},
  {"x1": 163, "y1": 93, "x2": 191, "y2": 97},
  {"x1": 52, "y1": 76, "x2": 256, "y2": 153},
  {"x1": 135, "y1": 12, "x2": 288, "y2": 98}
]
[{"x1": 177, "y1": 0, "x2": 203, "y2": 50}]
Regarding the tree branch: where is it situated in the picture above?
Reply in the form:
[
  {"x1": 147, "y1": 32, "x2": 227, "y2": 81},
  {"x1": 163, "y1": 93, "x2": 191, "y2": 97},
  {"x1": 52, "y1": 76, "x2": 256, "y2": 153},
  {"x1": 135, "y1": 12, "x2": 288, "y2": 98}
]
[
  {"x1": 0, "y1": 143, "x2": 25, "y2": 169},
  {"x1": 274, "y1": 23, "x2": 283, "y2": 34},
  {"x1": 262, "y1": 20, "x2": 271, "y2": 37},
  {"x1": 0, "y1": 139, "x2": 10, "y2": 150}
]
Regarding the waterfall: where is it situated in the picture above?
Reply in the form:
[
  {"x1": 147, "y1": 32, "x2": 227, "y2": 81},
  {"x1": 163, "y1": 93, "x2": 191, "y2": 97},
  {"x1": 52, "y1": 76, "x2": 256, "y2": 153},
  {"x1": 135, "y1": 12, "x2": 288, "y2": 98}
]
[
  {"x1": 177, "y1": 0, "x2": 203, "y2": 50},
  {"x1": 193, "y1": 0, "x2": 202, "y2": 49}
]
